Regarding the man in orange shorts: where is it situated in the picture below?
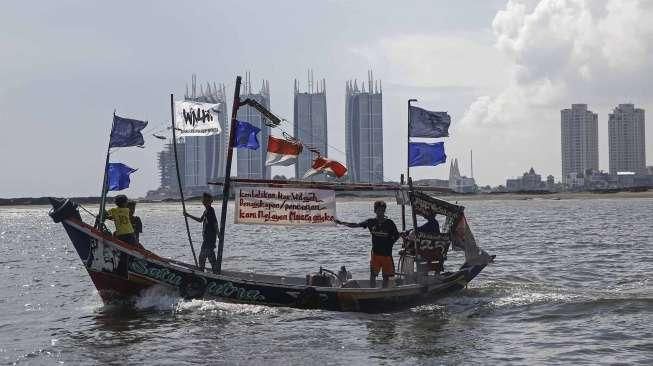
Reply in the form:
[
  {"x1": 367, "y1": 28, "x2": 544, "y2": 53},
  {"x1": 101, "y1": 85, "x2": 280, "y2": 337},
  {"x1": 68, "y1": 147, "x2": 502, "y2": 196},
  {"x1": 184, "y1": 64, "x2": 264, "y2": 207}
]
[{"x1": 335, "y1": 201, "x2": 400, "y2": 288}]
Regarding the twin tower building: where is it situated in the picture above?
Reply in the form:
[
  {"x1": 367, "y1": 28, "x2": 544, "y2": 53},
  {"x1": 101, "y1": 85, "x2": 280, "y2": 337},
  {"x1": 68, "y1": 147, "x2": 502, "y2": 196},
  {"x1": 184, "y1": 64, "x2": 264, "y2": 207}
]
[
  {"x1": 157, "y1": 72, "x2": 384, "y2": 196},
  {"x1": 561, "y1": 103, "x2": 647, "y2": 183}
]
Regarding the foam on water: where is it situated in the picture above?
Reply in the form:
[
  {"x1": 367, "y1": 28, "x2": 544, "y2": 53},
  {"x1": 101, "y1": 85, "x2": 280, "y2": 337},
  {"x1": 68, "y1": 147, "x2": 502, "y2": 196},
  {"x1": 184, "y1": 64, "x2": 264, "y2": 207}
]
[
  {"x1": 133, "y1": 285, "x2": 181, "y2": 311},
  {"x1": 175, "y1": 298, "x2": 278, "y2": 316}
]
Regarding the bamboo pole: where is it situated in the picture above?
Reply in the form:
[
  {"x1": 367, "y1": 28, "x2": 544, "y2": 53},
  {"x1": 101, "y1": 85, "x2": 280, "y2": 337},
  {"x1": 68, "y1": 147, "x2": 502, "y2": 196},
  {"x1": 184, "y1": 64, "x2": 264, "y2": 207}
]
[
  {"x1": 96, "y1": 111, "x2": 116, "y2": 229},
  {"x1": 170, "y1": 94, "x2": 198, "y2": 267},
  {"x1": 215, "y1": 76, "x2": 243, "y2": 274}
]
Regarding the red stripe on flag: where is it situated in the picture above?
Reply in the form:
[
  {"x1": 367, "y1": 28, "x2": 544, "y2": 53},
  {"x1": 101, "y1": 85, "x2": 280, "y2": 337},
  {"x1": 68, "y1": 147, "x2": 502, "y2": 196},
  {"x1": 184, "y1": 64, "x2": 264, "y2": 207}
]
[
  {"x1": 312, "y1": 157, "x2": 347, "y2": 177},
  {"x1": 267, "y1": 136, "x2": 302, "y2": 155}
]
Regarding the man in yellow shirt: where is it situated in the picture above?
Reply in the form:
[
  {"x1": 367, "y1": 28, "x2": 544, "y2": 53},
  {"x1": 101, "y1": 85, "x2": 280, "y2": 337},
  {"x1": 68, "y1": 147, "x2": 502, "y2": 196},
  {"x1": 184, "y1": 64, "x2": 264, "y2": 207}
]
[{"x1": 106, "y1": 194, "x2": 137, "y2": 245}]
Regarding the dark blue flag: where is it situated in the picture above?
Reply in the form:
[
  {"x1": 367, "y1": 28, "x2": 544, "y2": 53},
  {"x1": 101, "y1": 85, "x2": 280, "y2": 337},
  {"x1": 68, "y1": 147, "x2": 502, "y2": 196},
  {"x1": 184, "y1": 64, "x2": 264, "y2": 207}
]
[
  {"x1": 234, "y1": 120, "x2": 261, "y2": 150},
  {"x1": 109, "y1": 115, "x2": 148, "y2": 148},
  {"x1": 107, "y1": 163, "x2": 137, "y2": 191},
  {"x1": 409, "y1": 106, "x2": 451, "y2": 138},
  {"x1": 408, "y1": 142, "x2": 446, "y2": 167}
]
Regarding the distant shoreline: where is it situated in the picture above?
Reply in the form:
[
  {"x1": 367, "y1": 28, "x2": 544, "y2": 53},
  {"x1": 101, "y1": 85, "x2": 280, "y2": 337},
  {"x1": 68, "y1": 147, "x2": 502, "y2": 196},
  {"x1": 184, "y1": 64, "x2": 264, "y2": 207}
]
[{"x1": 1, "y1": 190, "x2": 651, "y2": 206}]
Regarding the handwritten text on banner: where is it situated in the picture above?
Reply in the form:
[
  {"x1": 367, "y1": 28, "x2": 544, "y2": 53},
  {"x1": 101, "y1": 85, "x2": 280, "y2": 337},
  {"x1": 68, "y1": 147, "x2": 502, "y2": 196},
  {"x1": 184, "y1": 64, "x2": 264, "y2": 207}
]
[{"x1": 234, "y1": 187, "x2": 336, "y2": 226}]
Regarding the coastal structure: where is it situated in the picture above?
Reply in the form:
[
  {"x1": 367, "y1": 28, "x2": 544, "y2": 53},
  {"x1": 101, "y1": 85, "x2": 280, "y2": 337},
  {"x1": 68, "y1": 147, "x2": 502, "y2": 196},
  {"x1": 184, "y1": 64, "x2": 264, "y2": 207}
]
[
  {"x1": 608, "y1": 104, "x2": 646, "y2": 175},
  {"x1": 449, "y1": 158, "x2": 476, "y2": 193},
  {"x1": 345, "y1": 71, "x2": 383, "y2": 183},
  {"x1": 294, "y1": 71, "x2": 328, "y2": 180},
  {"x1": 506, "y1": 167, "x2": 546, "y2": 192},
  {"x1": 183, "y1": 75, "x2": 229, "y2": 195},
  {"x1": 560, "y1": 104, "x2": 599, "y2": 184},
  {"x1": 237, "y1": 72, "x2": 271, "y2": 179}
]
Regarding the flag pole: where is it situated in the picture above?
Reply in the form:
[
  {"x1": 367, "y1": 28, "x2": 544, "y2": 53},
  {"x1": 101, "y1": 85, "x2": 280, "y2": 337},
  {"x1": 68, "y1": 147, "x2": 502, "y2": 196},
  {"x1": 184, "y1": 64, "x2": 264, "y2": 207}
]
[
  {"x1": 96, "y1": 112, "x2": 116, "y2": 229},
  {"x1": 216, "y1": 76, "x2": 242, "y2": 274},
  {"x1": 400, "y1": 173, "x2": 406, "y2": 231},
  {"x1": 170, "y1": 93, "x2": 198, "y2": 267},
  {"x1": 407, "y1": 99, "x2": 417, "y2": 181}
]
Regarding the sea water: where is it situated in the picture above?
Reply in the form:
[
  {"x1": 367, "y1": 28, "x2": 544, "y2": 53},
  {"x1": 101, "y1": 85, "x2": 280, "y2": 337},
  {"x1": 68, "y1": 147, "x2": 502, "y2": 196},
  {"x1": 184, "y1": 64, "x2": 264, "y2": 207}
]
[{"x1": 0, "y1": 198, "x2": 651, "y2": 365}]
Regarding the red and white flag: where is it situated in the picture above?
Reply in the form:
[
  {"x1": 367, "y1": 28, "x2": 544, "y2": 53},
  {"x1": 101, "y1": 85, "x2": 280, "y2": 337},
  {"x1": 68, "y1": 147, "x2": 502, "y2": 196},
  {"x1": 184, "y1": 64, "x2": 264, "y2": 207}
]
[
  {"x1": 265, "y1": 136, "x2": 302, "y2": 166},
  {"x1": 303, "y1": 156, "x2": 347, "y2": 178}
]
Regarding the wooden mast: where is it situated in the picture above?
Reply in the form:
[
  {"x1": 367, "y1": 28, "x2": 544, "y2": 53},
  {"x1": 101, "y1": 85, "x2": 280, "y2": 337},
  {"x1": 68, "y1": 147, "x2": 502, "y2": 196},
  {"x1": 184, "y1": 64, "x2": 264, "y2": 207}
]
[
  {"x1": 170, "y1": 94, "x2": 198, "y2": 267},
  {"x1": 96, "y1": 112, "x2": 116, "y2": 229},
  {"x1": 215, "y1": 76, "x2": 242, "y2": 274}
]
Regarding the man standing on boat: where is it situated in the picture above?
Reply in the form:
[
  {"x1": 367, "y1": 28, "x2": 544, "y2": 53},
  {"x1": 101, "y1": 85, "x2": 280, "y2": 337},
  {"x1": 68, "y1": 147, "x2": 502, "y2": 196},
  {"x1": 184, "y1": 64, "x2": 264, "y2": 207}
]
[
  {"x1": 335, "y1": 201, "x2": 400, "y2": 288},
  {"x1": 184, "y1": 193, "x2": 219, "y2": 273}
]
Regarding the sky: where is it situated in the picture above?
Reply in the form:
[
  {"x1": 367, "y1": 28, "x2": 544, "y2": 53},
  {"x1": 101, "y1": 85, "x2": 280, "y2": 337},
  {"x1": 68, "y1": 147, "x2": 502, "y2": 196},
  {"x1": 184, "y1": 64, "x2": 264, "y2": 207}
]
[{"x1": 1, "y1": 0, "x2": 651, "y2": 198}]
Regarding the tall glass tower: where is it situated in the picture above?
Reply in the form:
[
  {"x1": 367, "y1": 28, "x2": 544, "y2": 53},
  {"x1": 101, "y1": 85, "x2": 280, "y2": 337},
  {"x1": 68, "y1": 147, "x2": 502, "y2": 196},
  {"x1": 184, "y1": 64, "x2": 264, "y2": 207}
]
[
  {"x1": 345, "y1": 71, "x2": 383, "y2": 183},
  {"x1": 183, "y1": 74, "x2": 228, "y2": 195},
  {"x1": 294, "y1": 71, "x2": 328, "y2": 180},
  {"x1": 236, "y1": 72, "x2": 271, "y2": 179}
]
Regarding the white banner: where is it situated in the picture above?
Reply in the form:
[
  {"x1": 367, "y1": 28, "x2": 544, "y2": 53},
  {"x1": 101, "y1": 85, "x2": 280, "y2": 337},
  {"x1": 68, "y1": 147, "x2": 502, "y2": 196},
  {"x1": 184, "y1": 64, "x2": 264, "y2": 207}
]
[
  {"x1": 235, "y1": 187, "x2": 336, "y2": 226},
  {"x1": 174, "y1": 101, "x2": 222, "y2": 136}
]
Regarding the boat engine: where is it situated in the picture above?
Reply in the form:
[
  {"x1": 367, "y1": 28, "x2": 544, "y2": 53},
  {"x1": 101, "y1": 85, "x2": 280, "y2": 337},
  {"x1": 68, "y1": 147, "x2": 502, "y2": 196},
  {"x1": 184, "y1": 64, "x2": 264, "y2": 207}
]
[
  {"x1": 306, "y1": 272, "x2": 332, "y2": 287},
  {"x1": 305, "y1": 267, "x2": 334, "y2": 287}
]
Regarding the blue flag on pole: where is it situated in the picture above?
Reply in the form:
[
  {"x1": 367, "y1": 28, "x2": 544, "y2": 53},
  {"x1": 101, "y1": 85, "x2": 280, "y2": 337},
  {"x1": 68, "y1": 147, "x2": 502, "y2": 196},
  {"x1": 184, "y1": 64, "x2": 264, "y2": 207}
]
[
  {"x1": 109, "y1": 115, "x2": 148, "y2": 148},
  {"x1": 409, "y1": 106, "x2": 451, "y2": 138},
  {"x1": 107, "y1": 163, "x2": 137, "y2": 191},
  {"x1": 408, "y1": 142, "x2": 446, "y2": 167},
  {"x1": 234, "y1": 120, "x2": 261, "y2": 150}
]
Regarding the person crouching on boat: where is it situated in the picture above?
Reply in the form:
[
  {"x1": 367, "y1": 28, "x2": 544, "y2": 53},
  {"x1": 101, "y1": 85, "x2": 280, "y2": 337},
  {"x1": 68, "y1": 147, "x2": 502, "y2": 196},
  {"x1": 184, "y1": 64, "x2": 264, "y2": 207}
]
[
  {"x1": 105, "y1": 194, "x2": 137, "y2": 245},
  {"x1": 184, "y1": 192, "x2": 219, "y2": 273},
  {"x1": 127, "y1": 200, "x2": 143, "y2": 245},
  {"x1": 335, "y1": 200, "x2": 400, "y2": 288}
]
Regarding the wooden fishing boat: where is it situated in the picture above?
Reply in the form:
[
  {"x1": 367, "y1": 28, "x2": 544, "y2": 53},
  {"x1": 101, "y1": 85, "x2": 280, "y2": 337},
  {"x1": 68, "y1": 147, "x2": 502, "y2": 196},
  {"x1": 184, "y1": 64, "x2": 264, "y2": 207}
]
[
  {"x1": 49, "y1": 75, "x2": 494, "y2": 312},
  {"x1": 48, "y1": 192, "x2": 492, "y2": 312}
]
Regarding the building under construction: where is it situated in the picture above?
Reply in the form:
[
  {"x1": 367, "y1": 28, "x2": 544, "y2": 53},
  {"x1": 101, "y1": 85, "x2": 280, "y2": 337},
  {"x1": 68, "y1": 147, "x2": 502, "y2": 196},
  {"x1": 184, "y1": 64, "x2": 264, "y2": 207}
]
[
  {"x1": 236, "y1": 72, "x2": 271, "y2": 179},
  {"x1": 147, "y1": 75, "x2": 228, "y2": 200},
  {"x1": 345, "y1": 71, "x2": 384, "y2": 183},
  {"x1": 183, "y1": 75, "x2": 229, "y2": 196},
  {"x1": 294, "y1": 70, "x2": 327, "y2": 180}
]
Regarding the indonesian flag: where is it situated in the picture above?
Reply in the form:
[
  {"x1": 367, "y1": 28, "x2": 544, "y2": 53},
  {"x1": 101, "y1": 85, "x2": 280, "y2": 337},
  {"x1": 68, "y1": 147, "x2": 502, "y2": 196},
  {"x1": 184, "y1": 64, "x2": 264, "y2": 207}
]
[
  {"x1": 265, "y1": 136, "x2": 302, "y2": 166},
  {"x1": 303, "y1": 156, "x2": 347, "y2": 178}
]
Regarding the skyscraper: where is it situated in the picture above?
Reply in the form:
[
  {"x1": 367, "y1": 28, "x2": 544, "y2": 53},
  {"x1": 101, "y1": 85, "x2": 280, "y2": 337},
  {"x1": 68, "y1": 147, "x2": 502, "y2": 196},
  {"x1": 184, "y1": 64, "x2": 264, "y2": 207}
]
[
  {"x1": 608, "y1": 104, "x2": 646, "y2": 175},
  {"x1": 345, "y1": 71, "x2": 383, "y2": 183},
  {"x1": 237, "y1": 72, "x2": 271, "y2": 179},
  {"x1": 560, "y1": 104, "x2": 598, "y2": 183},
  {"x1": 183, "y1": 75, "x2": 229, "y2": 195},
  {"x1": 157, "y1": 140, "x2": 184, "y2": 194},
  {"x1": 294, "y1": 71, "x2": 327, "y2": 180}
]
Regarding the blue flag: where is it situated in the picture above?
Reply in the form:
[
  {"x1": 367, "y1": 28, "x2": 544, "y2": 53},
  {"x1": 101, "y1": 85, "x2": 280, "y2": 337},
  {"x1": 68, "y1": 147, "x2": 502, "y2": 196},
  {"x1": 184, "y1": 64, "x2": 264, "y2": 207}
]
[
  {"x1": 107, "y1": 163, "x2": 137, "y2": 191},
  {"x1": 234, "y1": 120, "x2": 261, "y2": 150},
  {"x1": 409, "y1": 106, "x2": 450, "y2": 138},
  {"x1": 408, "y1": 142, "x2": 446, "y2": 167},
  {"x1": 109, "y1": 115, "x2": 148, "y2": 148}
]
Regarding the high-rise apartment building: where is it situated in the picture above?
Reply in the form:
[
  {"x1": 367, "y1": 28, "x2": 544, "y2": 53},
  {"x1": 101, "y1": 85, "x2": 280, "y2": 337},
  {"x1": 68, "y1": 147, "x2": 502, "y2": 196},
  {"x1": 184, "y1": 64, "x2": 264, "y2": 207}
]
[
  {"x1": 608, "y1": 104, "x2": 646, "y2": 175},
  {"x1": 157, "y1": 140, "x2": 184, "y2": 193},
  {"x1": 345, "y1": 71, "x2": 383, "y2": 183},
  {"x1": 236, "y1": 73, "x2": 271, "y2": 179},
  {"x1": 294, "y1": 72, "x2": 327, "y2": 180},
  {"x1": 183, "y1": 75, "x2": 229, "y2": 195},
  {"x1": 560, "y1": 104, "x2": 599, "y2": 183}
]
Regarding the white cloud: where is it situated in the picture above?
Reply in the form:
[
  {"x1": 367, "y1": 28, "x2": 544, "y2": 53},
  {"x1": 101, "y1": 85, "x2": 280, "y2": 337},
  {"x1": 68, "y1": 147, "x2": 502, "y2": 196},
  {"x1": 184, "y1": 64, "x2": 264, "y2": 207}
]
[{"x1": 462, "y1": 0, "x2": 653, "y2": 131}]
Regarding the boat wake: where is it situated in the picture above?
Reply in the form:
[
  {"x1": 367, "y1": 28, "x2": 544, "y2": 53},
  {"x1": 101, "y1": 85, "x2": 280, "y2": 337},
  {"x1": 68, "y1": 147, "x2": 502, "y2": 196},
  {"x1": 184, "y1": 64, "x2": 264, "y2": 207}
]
[
  {"x1": 428, "y1": 278, "x2": 653, "y2": 321},
  {"x1": 131, "y1": 285, "x2": 278, "y2": 316}
]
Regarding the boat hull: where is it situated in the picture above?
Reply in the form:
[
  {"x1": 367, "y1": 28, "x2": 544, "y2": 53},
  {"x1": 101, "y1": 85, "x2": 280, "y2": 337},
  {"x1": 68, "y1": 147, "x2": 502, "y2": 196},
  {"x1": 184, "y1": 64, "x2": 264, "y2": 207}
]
[{"x1": 56, "y1": 216, "x2": 487, "y2": 312}]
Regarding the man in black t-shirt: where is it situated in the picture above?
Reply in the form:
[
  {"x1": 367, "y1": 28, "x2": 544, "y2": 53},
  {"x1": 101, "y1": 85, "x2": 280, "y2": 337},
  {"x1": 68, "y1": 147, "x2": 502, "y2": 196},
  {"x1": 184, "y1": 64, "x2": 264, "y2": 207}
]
[
  {"x1": 335, "y1": 200, "x2": 400, "y2": 288},
  {"x1": 185, "y1": 192, "x2": 219, "y2": 273}
]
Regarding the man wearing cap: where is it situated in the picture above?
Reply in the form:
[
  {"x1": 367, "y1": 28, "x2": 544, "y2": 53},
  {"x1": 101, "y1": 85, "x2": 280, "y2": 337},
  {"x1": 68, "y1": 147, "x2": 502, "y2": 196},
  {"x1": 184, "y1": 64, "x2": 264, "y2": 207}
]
[{"x1": 335, "y1": 200, "x2": 400, "y2": 288}]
